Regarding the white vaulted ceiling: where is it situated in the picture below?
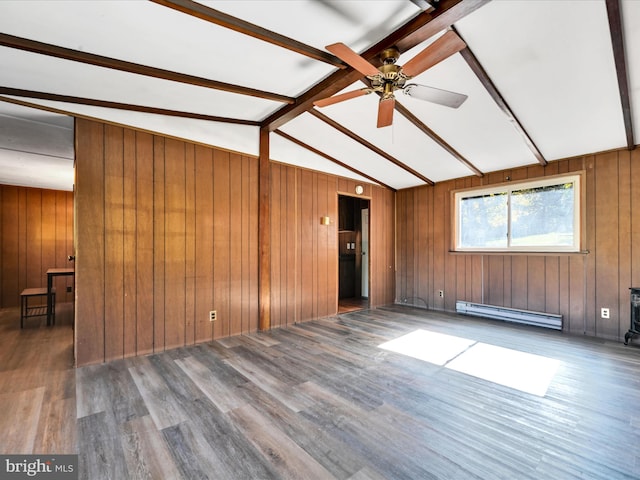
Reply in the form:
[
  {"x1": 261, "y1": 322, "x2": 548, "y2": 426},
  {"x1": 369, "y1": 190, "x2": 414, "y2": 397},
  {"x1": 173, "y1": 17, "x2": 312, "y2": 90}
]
[{"x1": 0, "y1": 0, "x2": 637, "y2": 192}]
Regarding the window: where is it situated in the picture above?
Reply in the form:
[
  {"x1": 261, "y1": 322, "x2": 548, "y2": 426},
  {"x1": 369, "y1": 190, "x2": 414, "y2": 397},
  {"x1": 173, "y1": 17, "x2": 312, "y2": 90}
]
[{"x1": 454, "y1": 174, "x2": 582, "y2": 252}]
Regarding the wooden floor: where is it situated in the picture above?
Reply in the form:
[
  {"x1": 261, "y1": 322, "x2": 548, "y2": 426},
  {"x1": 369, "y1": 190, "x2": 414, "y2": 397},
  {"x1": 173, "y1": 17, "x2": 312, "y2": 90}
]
[
  {"x1": 338, "y1": 297, "x2": 369, "y2": 313},
  {"x1": 0, "y1": 302, "x2": 76, "y2": 455},
  {"x1": 3, "y1": 304, "x2": 640, "y2": 479}
]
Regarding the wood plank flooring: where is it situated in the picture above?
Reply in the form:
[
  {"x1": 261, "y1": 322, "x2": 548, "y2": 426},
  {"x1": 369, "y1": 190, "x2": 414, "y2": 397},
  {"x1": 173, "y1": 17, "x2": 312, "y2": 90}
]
[
  {"x1": 3, "y1": 304, "x2": 640, "y2": 479},
  {"x1": 338, "y1": 297, "x2": 369, "y2": 314},
  {"x1": 0, "y1": 303, "x2": 76, "y2": 455}
]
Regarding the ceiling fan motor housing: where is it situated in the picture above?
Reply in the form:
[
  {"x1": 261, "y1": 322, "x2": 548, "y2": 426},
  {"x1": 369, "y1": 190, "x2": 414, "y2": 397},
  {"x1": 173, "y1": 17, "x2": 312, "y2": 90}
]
[
  {"x1": 379, "y1": 47, "x2": 400, "y2": 64},
  {"x1": 368, "y1": 62, "x2": 408, "y2": 98}
]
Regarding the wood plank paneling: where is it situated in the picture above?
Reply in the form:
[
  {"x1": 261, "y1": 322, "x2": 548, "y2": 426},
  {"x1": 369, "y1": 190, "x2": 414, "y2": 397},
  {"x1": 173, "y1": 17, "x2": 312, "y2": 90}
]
[
  {"x1": 229, "y1": 154, "x2": 243, "y2": 336},
  {"x1": 248, "y1": 154, "x2": 259, "y2": 334},
  {"x1": 618, "y1": 150, "x2": 631, "y2": 338},
  {"x1": 41, "y1": 189, "x2": 56, "y2": 294},
  {"x1": 123, "y1": 129, "x2": 137, "y2": 357},
  {"x1": 405, "y1": 189, "x2": 415, "y2": 303},
  {"x1": 184, "y1": 144, "x2": 196, "y2": 346},
  {"x1": 194, "y1": 145, "x2": 214, "y2": 344},
  {"x1": 104, "y1": 124, "x2": 125, "y2": 361},
  {"x1": 195, "y1": 145, "x2": 214, "y2": 343},
  {"x1": 327, "y1": 177, "x2": 338, "y2": 313},
  {"x1": 0, "y1": 186, "x2": 73, "y2": 308},
  {"x1": 269, "y1": 163, "x2": 395, "y2": 326},
  {"x1": 374, "y1": 187, "x2": 396, "y2": 307},
  {"x1": 135, "y1": 131, "x2": 154, "y2": 356},
  {"x1": 213, "y1": 149, "x2": 231, "y2": 339},
  {"x1": 74, "y1": 119, "x2": 259, "y2": 366},
  {"x1": 433, "y1": 182, "x2": 445, "y2": 310},
  {"x1": 18, "y1": 190, "x2": 26, "y2": 301},
  {"x1": 26, "y1": 189, "x2": 42, "y2": 289},
  {"x1": 240, "y1": 155, "x2": 251, "y2": 333},
  {"x1": 163, "y1": 138, "x2": 186, "y2": 350},
  {"x1": 271, "y1": 163, "x2": 282, "y2": 328},
  {"x1": 73, "y1": 119, "x2": 395, "y2": 365},
  {"x1": 317, "y1": 174, "x2": 329, "y2": 320},
  {"x1": 75, "y1": 119, "x2": 105, "y2": 365},
  {"x1": 1, "y1": 187, "x2": 20, "y2": 307},
  {"x1": 594, "y1": 151, "x2": 619, "y2": 339},
  {"x1": 299, "y1": 170, "x2": 313, "y2": 322},
  {"x1": 527, "y1": 257, "x2": 546, "y2": 312},
  {"x1": 153, "y1": 136, "x2": 166, "y2": 353},
  {"x1": 286, "y1": 166, "x2": 298, "y2": 324},
  {"x1": 311, "y1": 173, "x2": 318, "y2": 319},
  {"x1": 396, "y1": 146, "x2": 639, "y2": 342}
]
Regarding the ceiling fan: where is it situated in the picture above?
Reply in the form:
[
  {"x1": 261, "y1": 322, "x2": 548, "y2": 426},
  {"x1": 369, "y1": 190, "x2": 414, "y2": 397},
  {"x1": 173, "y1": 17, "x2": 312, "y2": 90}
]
[{"x1": 313, "y1": 30, "x2": 468, "y2": 128}]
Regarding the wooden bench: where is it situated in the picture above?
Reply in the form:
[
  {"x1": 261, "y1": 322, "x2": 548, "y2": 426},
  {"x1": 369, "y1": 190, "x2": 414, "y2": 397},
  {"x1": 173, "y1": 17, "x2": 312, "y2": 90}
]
[{"x1": 20, "y1": 287, "x2": 55, "y2": 328}]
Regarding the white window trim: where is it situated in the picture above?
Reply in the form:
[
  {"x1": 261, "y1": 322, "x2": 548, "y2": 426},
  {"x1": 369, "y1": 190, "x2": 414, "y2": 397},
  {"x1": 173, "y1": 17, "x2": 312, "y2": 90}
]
[{"x1": 453, "y1": 173, "x2": 583, "y2": 253}]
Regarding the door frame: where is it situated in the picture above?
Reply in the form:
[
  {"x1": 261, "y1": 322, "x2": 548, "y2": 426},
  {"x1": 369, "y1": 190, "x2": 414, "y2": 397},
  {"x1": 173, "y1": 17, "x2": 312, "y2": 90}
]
[{"x1": 337, "y1": 193, "x2": 371, "y2": 309}]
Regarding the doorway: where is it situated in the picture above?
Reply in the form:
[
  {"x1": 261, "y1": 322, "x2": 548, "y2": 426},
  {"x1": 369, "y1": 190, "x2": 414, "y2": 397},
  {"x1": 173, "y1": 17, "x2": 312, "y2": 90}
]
[{"x1": 338, "y1": 195, "x2": 370, "y2": 313}]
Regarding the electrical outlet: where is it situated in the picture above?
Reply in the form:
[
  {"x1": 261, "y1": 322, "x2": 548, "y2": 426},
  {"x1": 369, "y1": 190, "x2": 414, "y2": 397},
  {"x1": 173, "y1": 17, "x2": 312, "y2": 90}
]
[
  {"x1": 601, "y1": 308, "x2": 609, "y2": 319},
  {"x1": 438, "y1": 290, "x2": 444, "y2": 298},
  {"x1": 209, "y1": 310, "x2": 217, "y2": 322}
]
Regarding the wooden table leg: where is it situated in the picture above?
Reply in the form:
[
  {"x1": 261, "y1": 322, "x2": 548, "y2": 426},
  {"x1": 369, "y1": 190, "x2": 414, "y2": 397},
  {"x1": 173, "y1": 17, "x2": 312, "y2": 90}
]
[{"x1": 47, "y1": 273, "x2": 53, "y2": 326}]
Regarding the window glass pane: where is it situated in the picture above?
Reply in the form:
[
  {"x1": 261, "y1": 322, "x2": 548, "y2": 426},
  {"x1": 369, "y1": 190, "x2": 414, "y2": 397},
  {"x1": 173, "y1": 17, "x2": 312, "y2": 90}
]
[
  {"x1": 510, "y1": 183, "x2": 574, "y2": 247},
  {"x1": 459, "y1": 192, "x2": 508, "y2": 248}
]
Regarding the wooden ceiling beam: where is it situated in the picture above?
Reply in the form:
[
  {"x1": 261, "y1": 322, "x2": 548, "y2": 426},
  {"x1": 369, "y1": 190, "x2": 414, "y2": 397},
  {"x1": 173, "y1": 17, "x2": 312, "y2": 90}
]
[
  {"x1": 309, "y1": 109, "x2": 434, "y2": 186},
  {"x1": 393, "y1": 100, "x2": 484, "y2": 177},
  {"x1": 395, "y1": 0, "x2": 489, "y2": 54},
  {"x1": 274, "y1": 130, "x2": 395, "y2": 191},
  {"x1": 150, "y1": 0, "x2": 345, "y2": 69},
  {"x1": 606, "y1": 0, "x2": 635, "y2": 150},
  {"x1": 358, "y1": 75, "x2": 483, "y2": 177},
  {"x1": 263, "y1": 0, "x2": 489, "y2": 132},
  {"x1": 0, "y1": 32, "x2": 294, "y2": 105},
  {"x1": 0, "y1": 87, "x2": 260, "y2": 126},
  {"x1": 453, "y1": 28, "x2": 548, "y2": 166},
  {"x1": 0, "y1": 95, "x2": 257, "y2": 154}
]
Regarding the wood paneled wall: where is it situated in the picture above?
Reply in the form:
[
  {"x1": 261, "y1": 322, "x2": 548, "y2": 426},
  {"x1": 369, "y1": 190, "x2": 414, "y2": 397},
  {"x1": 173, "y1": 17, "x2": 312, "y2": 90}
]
[
  {"x1": 269, "y1": 164, "x2": 395, "y2": 328},
  {"x1": 396, "y1": 148, "x2": 640, "y2": 341},
  {"x1": 75, "y1": 119, "x2": 396, "y2": 366},
  {"x1": 75, "y1": 119, "x2": 259, "y2": 365},
  {"x1": 0, "y1": 185, "x2": 74, "y2": 308}
]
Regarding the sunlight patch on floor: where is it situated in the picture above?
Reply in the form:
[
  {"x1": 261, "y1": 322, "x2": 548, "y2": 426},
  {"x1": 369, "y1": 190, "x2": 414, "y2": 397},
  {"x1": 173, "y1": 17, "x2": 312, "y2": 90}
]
[
  {"x1": 379, "y1": 329, "x2": 475, "y2": 366},
  {"x1": 447, "y1": 342, "x2": 560, "y2": 396},
  {"x1": 378, "y1": 329, "x2": 560, "y2": 396}
]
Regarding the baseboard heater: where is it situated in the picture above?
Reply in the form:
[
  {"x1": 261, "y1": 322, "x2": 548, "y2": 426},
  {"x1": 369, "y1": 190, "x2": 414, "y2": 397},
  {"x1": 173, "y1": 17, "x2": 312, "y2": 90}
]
[{"x1": 455, "y1": 301, "x2": 562, "y2": 330}]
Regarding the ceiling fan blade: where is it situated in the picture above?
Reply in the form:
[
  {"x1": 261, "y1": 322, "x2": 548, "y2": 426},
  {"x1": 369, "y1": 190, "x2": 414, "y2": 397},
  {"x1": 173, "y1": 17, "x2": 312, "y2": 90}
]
[
  {"x1": 400, "y1": 30, "x2": 466, "y2": 78},
  {"x1": 377, "y1": 96, "x2": 395, "y2": 128},
  {"x1": 326, "y1": 43, "x2": 380, "y2": 77},
  {"x1": 403, "y1": 84, "x2": 468, "y2": 108},
  {"x1": 313, "y1": 88, "x2": 371, "y2": 107}
]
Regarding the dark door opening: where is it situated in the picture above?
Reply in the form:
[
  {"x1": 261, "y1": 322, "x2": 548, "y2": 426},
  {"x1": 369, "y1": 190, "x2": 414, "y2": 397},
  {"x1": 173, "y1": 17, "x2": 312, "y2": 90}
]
[{"x1": 338, "y1": 194, "x2": 370, "y2": 313}]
